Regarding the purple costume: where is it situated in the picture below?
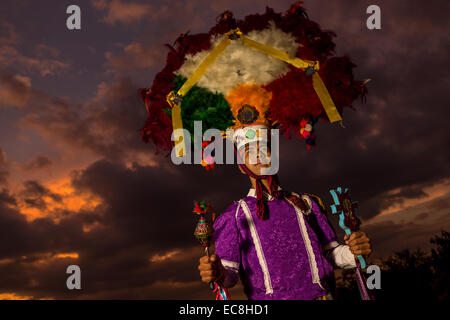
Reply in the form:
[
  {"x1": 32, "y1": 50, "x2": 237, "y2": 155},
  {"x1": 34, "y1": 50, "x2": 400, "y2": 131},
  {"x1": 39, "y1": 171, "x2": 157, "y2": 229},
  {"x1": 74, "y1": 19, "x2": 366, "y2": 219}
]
[{"x1": 213, "y1": 188, "x2": 356, "y2": 300}]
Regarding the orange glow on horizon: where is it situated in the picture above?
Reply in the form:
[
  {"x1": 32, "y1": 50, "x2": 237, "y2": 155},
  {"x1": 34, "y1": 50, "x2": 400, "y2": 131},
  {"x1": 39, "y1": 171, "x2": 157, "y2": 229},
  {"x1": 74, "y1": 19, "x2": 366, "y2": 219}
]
[
  {"x1": 19, "y1": 252, "x2": 80, "y2": 267},
  {"x1": 17, "y1": 177, "x2": 102, "y2": 222},
  {"x1": 54, "y1": 252, "x2": 79, "y2": 259},
  {"x1": 0, "y1": 293, "x2": 34, "y2": 300}
]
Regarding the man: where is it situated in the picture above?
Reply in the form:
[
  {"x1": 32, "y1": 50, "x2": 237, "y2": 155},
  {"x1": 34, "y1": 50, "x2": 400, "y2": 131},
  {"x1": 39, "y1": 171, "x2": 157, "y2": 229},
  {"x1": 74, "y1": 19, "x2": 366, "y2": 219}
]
[
  {"x1": 138, "y1": 1, "x2": 371, "y2": 300},
  {"x1": 198, "y1": 128, "x2": 372, "y2": 300}
]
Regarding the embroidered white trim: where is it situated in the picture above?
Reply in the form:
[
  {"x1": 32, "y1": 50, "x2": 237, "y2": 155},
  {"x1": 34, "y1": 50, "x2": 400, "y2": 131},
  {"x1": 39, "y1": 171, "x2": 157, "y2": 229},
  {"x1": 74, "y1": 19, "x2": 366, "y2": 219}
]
[
  {"x1": 286, "y1": 197, "x2": 325, "y2": 290},
  {"x1": 301, "y1": 195, "x2": 312, "y2": 215},
  {"x1": 246, "y1": 187, "x2": 282, "y2": 201},
  {"x1": 247, "y1": 188, "x2": 272, "y2": 200},
  {"x1": 240, "y1": 200, "x2": 273, "y2": 294},
  {"x1": 221, "y1": 259, "x2": 240, "y2": 270}
]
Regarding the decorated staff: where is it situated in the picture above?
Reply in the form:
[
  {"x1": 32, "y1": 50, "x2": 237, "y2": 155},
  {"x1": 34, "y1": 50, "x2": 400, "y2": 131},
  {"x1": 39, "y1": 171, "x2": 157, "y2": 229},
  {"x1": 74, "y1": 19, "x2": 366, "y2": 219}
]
[
  {"x1": 193, "y1": 201, "x2": 230, "y2": 300},
  {"x1": 329, "y1": 187, "x2": 375, "y2": 300}
]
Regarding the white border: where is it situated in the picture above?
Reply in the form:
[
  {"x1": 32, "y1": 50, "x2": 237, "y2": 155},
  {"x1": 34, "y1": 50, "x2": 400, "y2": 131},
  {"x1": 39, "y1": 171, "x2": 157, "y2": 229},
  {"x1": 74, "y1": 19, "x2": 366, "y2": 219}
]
[
  {"x1": 240, "y1": 200, "x2": 273, "y2": 294},
  {"x1": 286, "y1": 197, "x2": 325, "y2": 290}
]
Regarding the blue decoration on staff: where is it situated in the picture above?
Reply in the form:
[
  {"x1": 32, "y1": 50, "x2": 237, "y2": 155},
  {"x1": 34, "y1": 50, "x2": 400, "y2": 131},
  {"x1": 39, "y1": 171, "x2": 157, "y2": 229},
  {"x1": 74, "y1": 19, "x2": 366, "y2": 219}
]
[
  {"x1": 329, "y1": 187, "x2": 366, "y2": 269},
  {"x1": 329, "y1": 187, "x2": 375, "y2": 300}
]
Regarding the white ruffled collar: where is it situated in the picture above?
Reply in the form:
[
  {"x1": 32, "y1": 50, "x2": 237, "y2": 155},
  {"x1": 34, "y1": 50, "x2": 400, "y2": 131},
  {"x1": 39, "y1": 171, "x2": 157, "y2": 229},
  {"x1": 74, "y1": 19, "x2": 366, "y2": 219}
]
[{"x1": 247, "y1": 186, "x2": 282, "y2": 201}]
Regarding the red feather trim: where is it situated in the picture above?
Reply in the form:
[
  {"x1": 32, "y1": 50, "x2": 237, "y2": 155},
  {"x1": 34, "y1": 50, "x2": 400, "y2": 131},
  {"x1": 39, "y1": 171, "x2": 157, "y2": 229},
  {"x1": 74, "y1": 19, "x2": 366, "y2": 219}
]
[{"x1": 140, "y1": 3, "x2": 366, "y2": 152}]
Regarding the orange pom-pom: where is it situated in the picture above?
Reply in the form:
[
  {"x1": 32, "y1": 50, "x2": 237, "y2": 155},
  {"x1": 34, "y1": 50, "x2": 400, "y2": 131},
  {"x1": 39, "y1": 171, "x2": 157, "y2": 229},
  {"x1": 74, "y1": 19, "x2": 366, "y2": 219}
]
[{"x1": 225, "y1": 83, "x2": 272, "y2": 128}]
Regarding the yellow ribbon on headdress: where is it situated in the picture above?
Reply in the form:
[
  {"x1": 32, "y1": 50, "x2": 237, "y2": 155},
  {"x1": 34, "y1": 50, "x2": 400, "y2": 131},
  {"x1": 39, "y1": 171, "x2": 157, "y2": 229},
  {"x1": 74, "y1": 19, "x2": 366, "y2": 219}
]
[
  {"x1": 166, "y1": 28, "x2": 342, "y2": 157},
  {"x1": 166, "y1": 30, "x2": 235, "y2": 157}
]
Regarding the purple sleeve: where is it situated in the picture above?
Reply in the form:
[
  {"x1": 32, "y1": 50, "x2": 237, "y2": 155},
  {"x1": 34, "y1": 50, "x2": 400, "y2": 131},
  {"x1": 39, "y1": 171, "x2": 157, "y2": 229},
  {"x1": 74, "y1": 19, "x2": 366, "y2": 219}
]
[
  {"x1": 308, "y1": 196, "x2": 339, "y2": 251},
  {"x1": 307, "y1": 196, "x2": 357, "y2": 269},
  {"x1": 212, "y1": 202, "x2": 241, "y2": 288}
]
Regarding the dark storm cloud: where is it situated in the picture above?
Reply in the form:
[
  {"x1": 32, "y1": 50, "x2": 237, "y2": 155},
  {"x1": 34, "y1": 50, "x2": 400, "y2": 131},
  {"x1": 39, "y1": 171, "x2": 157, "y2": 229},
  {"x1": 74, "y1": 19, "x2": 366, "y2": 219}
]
[
  {"x1": 427, "y1": 197, "x2": 450, "y2": 212},
  {"x1": 70, "y1": 158, "x2": 249, "y2": 252},
  {"x1": 17, "y1": 76, "x2": 150, "y2": 162},
  {"x1": 387, "y1": 187, "x2": 428, "y2": 201},
  {"x1": 0, "y1": 21, "x2": 19, "y2": 45},
  {"x1": 364, "y1": 217, "x2": 450, "y2": 259},
  {"x1": 0, "y1": 13, "x2": 70, "y2": 78},
  {"x1": 0, "y1": 148, "x2": 8, "y2": 185},
  {"x1": 66, "y1": 158, "x2": 255, "y2": 299},
  {"x1": 20, "y1": 180, "x2": 62, "y2": 209},
  {"x1": 0, "y1": 157, "x2": 249, "y2": 299},
  {"x1": 0, "y1": 190, "x2": 54, "y2": 259},
  {"x1": 0, "y1": 72, "x2": 31, "y2": 108},
  {"x1": 0, "y1": 148, "x2": 6, "y2": 166},
  {"x1": 1, "y1": 153, "x2": 442, "y2": 299},
  {"x1": 380, "y1": 184, "x2": 429, "y2": 210},
  {"x1": 19, "y1": 154, "x2": 53, "y2": 171},
  {"x1": 414, "y1": 212, "x2": 430, "y2": 221},
  {"x1": 0, "y1": 187, "x2": 104, "y2": 261},
  {"x1": 276, "y1": 0, "x2": 450, "y2": 221},
  {"x1": 0, "y1": 45, "x2": 70, "y2": 78},
  {"x1": 0, "y1": 188, "x2": 15, "y2": 206},
  {"x1": 0, "y1": 149, "x2": 9, "y2": 185}
]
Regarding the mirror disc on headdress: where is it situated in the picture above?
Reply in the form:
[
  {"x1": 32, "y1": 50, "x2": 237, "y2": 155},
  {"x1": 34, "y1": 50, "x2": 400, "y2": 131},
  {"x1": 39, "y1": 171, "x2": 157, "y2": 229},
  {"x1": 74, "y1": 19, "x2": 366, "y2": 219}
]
[{"x1": 237, "y1": 105, "x2": 259, "y2": 125}]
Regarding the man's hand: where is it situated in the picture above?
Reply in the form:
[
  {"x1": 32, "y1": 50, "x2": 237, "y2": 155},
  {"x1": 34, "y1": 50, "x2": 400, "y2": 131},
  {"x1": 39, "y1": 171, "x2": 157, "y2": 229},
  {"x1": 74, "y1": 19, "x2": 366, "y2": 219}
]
[
  {"x1": 345, "y1": 231, "x2": 372, "y2": 257},
  {"x1": 198, "y1": 254, "x2": 224, "y2": 284}
]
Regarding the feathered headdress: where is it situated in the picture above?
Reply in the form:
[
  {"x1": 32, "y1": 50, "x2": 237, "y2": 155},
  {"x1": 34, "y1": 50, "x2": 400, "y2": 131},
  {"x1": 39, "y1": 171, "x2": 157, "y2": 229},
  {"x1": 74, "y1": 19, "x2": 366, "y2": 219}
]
[
  {"x1": 139, "y1": 1, "x2": 368, "y2": 220},
  {"x1": 140, "y1": 1, "x2": 367, "y2": 159}
]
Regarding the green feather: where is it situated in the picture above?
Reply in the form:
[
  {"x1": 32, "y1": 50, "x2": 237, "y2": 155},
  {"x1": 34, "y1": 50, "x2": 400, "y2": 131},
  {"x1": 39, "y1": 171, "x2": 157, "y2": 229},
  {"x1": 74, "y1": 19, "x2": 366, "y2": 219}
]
[{"x1": 172, "y1": 75, "x2": 235, "y2": 140}]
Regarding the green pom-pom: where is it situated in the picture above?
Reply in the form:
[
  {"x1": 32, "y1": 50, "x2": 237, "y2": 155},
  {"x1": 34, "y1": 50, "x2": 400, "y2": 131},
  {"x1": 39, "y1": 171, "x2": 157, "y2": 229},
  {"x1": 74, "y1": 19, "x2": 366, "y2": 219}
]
[{"x1": 172, "y1": 75, "x2": 235, "y2": 139}]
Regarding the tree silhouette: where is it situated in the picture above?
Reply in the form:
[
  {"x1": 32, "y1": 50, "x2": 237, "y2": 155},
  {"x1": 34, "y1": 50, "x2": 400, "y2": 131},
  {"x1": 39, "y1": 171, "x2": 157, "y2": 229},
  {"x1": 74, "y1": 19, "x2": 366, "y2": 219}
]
[
  {"x1": 429, "y1": 230, "x2": 450, "y2": 300},
  {"x1": 334, "y1": 230, "x2": 449, "y2": 301}
]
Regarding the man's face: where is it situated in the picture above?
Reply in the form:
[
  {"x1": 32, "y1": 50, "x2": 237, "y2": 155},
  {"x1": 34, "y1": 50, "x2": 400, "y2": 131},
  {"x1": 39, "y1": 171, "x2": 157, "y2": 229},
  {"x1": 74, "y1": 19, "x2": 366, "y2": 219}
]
[{"x1": 239, "y1": 142, "x2": 271, "y2": 176}]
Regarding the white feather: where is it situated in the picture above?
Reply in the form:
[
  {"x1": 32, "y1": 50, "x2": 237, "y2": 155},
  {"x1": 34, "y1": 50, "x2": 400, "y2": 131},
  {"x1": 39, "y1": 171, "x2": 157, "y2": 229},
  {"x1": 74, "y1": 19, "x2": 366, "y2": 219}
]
[{"x1": 175, "y1": 21, "x2": 300, "y2": 95}]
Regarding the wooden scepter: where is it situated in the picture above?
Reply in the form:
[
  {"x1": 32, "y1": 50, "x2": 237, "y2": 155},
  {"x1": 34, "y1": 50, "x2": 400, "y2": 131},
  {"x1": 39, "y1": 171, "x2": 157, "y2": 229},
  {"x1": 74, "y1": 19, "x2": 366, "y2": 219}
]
[{"x1": 193, "y1": 201, "x2": 230, "y2": 300}]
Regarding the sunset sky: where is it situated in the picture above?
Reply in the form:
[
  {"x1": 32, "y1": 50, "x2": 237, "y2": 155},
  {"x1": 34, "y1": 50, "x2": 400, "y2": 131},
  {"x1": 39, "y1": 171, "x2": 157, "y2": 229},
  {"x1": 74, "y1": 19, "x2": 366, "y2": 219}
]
[{"x1": 0, "y1": 0, "x2": 449, "y2": 299}]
